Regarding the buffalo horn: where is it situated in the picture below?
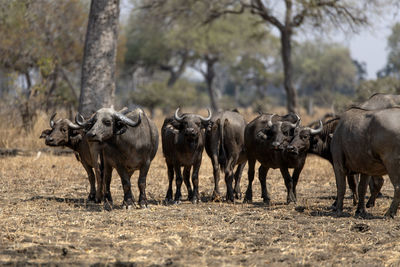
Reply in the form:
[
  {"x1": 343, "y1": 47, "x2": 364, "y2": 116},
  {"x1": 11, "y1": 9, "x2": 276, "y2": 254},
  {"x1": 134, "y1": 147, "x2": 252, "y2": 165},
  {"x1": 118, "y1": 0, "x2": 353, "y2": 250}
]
[
  {"x1": 309, "y1": 120, "x2": 323, "y2": 135},
  {"x1": 114, "y1": 111, "x2": 141, "y2": 127},
  {"x1": 75, "y1": 113, "x2": 89, "y2": 127},
  {"x1": 174, "y1": 107, "x2": 185, "y2": 122},
  {"x1": 267, "y1": 114, "x2": 275, "y2": 127},
  {"x1": 198, "y1": 108, "x2": 212, "y2": 122},
  {"x1": 50, "y1": 113, "x2": 57, "y2": 128},
  {"x1": 66, "y1": 119, "x2": 81, "y2": 130}
]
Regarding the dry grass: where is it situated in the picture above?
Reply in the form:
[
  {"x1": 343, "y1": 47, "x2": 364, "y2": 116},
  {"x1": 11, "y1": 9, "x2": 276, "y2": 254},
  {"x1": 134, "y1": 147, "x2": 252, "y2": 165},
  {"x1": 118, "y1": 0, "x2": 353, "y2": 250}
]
[
  {"x1": 1, "y1": 108, "x2": 400, "y2": 266},
  {"x1": 1, "y1": 152, "x2": 400, "y2": 265}
]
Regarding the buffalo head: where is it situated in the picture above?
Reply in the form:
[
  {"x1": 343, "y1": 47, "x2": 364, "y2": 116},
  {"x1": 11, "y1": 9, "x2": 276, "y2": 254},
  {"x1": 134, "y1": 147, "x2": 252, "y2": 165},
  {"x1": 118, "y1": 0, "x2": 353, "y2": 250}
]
[
  {"x1": 172, "y1": 107, "x2": 211, "y2": 142},
  {"x1": 40, "y1": 113, "x2": 82, "y2": 146},
  {"x1": 75, "y1": 108, "x2": 141, "y2": 142},
  {"x1": 257, "y1": 114, "x2": 301, "y2": 150},
  {"x1": 286, "y1": 120, "x2": 323, "y2": 155}
]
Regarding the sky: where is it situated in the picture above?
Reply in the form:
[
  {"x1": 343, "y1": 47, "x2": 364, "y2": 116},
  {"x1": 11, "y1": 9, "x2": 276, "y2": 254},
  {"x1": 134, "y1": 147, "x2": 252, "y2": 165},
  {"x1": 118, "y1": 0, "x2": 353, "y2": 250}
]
[
  {"x1": 337, "y1": 24, "x2": 395, "y2": 79},
  {"x1": 120, "y1": 1, "x2": 399, "y2": 80}
]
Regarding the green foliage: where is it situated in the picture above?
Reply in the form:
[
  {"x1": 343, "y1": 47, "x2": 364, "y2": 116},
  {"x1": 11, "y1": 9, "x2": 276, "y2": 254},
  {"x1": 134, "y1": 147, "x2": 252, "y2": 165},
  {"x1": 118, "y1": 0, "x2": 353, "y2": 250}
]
[
  {"x1": 130, "y1": 79, "x2": 207, "y2": 112},
  {"x1": 293, "y1": 41, "x2": 357, "y2": 102}
]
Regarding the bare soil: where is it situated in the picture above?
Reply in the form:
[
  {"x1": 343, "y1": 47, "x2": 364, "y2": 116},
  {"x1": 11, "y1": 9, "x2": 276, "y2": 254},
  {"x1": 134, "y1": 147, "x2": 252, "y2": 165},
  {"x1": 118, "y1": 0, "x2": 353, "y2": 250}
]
[{"x1": 1, "y1": 151, "x2": 400, "y2": 266}]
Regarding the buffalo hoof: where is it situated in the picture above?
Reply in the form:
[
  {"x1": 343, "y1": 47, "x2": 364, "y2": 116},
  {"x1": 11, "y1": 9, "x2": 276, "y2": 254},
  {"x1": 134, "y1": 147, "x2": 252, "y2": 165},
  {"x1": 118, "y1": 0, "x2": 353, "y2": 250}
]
[
  {"x1": 87, "y1": 194, "x2": 96, "y2": 203},
  {"x1": 234, "y1": 191, "x2": 242, "y2": 200},
  {"x1": 225, "y1": 197, "x2": 235, "y2": 204},
  {"x1": 366, "y1": 199, "x2": 376, "y2": 208},
  {"x1": 263, "y1": 198, "x2": 271, "y2": 206},
  {"x1": 123, "y1": 199, "x2": 135, "y2": 210},
  {"x1": 243, "y1": 197, "x2": 252, "y2": 204},
  {"x1": 139, "y1": 203, "x2": 148, "y2": 209},
  {"x1": 376, "y1": 192, "x2": 384, "y2": 199},
  {"x1": 188, "y1": 191, "x2": 194, "y2": 201},
  {"x1": 191, "y1": 196, "x2": 200, "y2": 204},
  {"x1": 384, "y1": 209, "x2": 396, "y2": 219},
  {"x1": 163, "y1": 198, "x2": 174, "y2": 205},
  {"x1": 355, "y1": 209, "x2": 369, "y2": 218},
  {"x1": 334, "y1": 210, "x2": 345, "y2": 217},
  {"x1": 173, "y1": 199, "x2": 181, "y2": 205},
  {"x1": 104, "y1": 200, "x2": 113, "y2": 212}
]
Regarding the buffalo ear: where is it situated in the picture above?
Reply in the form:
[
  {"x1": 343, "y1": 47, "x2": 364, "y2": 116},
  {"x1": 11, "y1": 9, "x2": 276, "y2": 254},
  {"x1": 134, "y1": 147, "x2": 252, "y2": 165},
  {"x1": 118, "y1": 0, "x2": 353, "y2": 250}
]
[
  {"x1": 115, "y1": 121, "x2": 128, "y2": 135},
  {"x1": 40, "y1": 129, "x2": 51, "y2": 139}
]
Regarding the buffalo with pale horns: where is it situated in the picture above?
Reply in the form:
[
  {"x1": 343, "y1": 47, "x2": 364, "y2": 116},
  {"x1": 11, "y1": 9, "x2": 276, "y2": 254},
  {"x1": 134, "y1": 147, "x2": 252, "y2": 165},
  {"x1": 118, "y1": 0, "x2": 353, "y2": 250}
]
[
  {"x1": 76, "y1": 107, "x2": 158, "y2": 209},
  {"x1": 244, "y1": 113, "x2": 305, "y2": 205},
  {"x1": 162, "y1": 108, "x2": 211, "y2": 204}
]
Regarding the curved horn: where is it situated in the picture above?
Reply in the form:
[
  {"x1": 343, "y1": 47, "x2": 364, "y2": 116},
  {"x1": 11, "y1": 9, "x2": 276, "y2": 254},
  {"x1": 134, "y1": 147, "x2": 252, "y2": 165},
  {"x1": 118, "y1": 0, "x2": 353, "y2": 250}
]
[
  {"x1": 309, "y1": 120, "x2": 323, "y2": 135},
  {"x1": 75, "y1": 113, "x2": 90, "y2": 127},
  {"x1": 50, "y1": 113, "x2": 57, "y2": 128},
  {"x1": 66, "y1": 119, "x2": 81, "y2": 130},
  {"x1": 198, "y1": 108, "x2": 212, "y2": 122},
  {"x1": 267, "y1": 114, "x2": 275, "y2": 127},
  {"x1": 174, "y1": 107, "x2": 185, "y2": 122},
  {"x1": 114, "y1": 111, "x2": 141, "y2": 127}
]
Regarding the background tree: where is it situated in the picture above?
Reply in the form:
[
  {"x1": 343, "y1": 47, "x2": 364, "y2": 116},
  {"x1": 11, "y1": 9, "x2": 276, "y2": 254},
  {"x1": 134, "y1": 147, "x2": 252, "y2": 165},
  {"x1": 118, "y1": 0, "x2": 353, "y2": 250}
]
[
  {"x1": 146, "y1": 0, "x2": 393, "y2": 112},
  {"x1": 0, "y1": 0, "x2": 87, "y2": 127},
  {"x1": 79, "y1": 0, "x2": 120, "y2": 118}
]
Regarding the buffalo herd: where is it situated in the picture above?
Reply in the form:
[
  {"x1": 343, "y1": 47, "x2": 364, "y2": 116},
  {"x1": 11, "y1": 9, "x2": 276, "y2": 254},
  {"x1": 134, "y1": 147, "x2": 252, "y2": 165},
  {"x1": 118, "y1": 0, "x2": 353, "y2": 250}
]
[{"x1": 40, "y1": 93, "x2": 400, "y2": 218}]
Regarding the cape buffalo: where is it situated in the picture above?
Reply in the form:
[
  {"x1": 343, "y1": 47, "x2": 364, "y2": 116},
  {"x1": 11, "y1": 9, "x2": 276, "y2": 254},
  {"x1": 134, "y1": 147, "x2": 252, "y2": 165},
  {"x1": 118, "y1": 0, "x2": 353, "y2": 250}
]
[
  {"x1": 76, "y1": 107, "x2": 158, "y2": 209},
  {"x1": 358, "y1": 93, "x2": 400, "y2": 109},
  {"x1": 331, "y1": 107, "x2": 400, "y2": 218},
  {"x1": 287, "y1": 117, "x2": 384, "y2": 208},
  {"x1": 40, "y1": 113, "x2": 101, "y2": 202},
  {"x1": 162, "y1": 108, "x2": 211, "y2": 204},
  {"x1": 205, "y1": 110, "x2": 247, "y2": 202},
  {"x1": 243, "y1": 113, "x2": 304, "y2": 205}
]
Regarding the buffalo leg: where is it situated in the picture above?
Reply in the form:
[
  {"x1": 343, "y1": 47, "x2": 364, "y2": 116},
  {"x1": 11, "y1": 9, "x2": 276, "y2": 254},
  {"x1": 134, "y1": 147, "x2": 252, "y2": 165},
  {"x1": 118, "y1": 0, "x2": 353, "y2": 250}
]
[
  {"x1": 225, "y1": 158, "x2": 235, "y2": 203},
  {"x1": 138, "y1": 160, "x2": 150, "y2": 208},
  {"x1": 103, "y1": 163, "x2": 113, "y2": 211},
  {"x1": 174, "y1": 165, "x2": 183, "y2": 203},
  {"x1": 183, "y1": 166, "x2": 193, "y2": 201},
  {"x1": 347, "y1": 174, "x2": 359, "y2": 206},
  {"x1": 93, "y1": 153, "x2": 103, "y2": 203},
  {"x1": 333, "y1": 166, "x2": 347, "y2": 215},
  {"x1": 292, "y1": 166, "x2": 304, "y2": 199},
  {"x1": 103, "y1": 163, "x2": 113, "y2": 203},
  {"x1": 233, "y1": 162, "x2": 245, "y2": 200},
  {"x1": 366, "y1": 176, "x2": 384, "y2": 208},
  {"x1": 385, "y1": 169, "x2": 400, "y2": 218},
  {"x1": 82, "y1": 163, "x2": 96, "y2": 202},
  {"x1": 280, "y1": 168, "x2": 296, "y2": 204},
  {"x1": 165, "y1": 163, "x2": 174, "y2": 203},
  {"x1": 244, "y1": 158, "x2": 256, "y2": 203},
  {"x1": 191, "y1": 161, "x2": 201, "y2": 204},
  {"x1": 355, "y1": 174, "x2": 370, "y2": 217},
  {"x1": 258, "y1": 165, "x2": 270, "y2": 205},
  {"x1": 116, "y1": 167, "x2": 135, "y2": 208},
  {"x1": 211, "y1": 154, "x2": 221, "y2": 201}
]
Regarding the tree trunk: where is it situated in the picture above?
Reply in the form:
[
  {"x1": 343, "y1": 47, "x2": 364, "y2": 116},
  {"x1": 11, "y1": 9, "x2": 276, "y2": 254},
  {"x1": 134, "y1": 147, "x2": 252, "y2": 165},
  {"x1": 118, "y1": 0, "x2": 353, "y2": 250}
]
[
  {"x1": 79, "y1": 0, "x2": 120, "y2": 118},
  {"x1": 280, "y1": 29, "x2": 297, "y2": 113},
  {"x1": 204, "y1": 57, "x2": 219, "y2": 111}
]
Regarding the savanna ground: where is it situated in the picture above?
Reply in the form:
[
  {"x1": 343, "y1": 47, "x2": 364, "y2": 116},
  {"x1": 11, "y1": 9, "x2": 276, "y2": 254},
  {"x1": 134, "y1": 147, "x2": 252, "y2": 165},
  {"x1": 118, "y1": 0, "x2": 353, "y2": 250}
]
[{"x1": 1, "y1": 109, "x2": 400, "y2": 266}]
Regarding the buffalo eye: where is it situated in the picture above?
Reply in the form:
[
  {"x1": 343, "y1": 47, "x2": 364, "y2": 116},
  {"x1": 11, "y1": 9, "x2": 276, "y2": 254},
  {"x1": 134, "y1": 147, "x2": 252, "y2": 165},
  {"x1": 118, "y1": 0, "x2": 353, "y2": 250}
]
[
  {"x1": 103, "y1": 120, "x2": 112, "y2": 126},
  {"x1": 61, "y1": 128, "x2": 67, "y2": 133}
]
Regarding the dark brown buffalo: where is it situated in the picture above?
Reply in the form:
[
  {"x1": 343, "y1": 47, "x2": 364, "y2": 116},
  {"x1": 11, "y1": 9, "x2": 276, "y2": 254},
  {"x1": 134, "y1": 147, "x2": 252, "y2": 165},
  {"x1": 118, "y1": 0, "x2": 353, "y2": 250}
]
[
  {"x1": 40, "y1": 113, "x2": 102, "y2": 202},
  {"x1": 205, "y1": 110, "x2": 247, "y2": 202},
  {"x1": 288, "y1": 118, "x2": 360, "y2": 206},
  {"x1": 76, "y1": 107, "x2": 158, "y2": 209},
  {"x1": 288, "y1": 117, "x2": 384, "y2": 208},
  {"x1": 243, "y1": 113, "x2": 306, "y2": 205},
  {"x1": 331, "y1": 107, "x2": 400, "y2": 218},
  {"x1": 162, "y1": 108, "x2": 211, "y2": 204}
]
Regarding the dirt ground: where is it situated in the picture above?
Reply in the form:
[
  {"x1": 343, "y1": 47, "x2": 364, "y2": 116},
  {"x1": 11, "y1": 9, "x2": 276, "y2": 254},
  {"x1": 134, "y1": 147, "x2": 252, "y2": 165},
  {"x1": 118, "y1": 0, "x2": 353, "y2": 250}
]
[{"x1": 2, "y1": 150, "x2": 400, "y2": 266}]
